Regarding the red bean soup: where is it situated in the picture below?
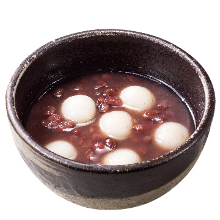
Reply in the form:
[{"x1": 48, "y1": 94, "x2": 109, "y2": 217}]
[{"x1": 25, "y1": 73, "x2": 195, "y2": 165}]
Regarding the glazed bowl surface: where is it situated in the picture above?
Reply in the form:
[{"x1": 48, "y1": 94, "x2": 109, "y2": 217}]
[{"x1": 6, "y1": 29, "x2": 215, "y2": 209}]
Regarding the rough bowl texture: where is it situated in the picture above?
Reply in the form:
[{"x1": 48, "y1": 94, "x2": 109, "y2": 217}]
[{"x1": 6, "y1": 30, "x2": 215, "y2": 209}]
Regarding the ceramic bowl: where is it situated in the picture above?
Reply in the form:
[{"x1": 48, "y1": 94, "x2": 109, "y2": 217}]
[{"x1": 6, "y1": 30, "x2": 215, "y2": 209}]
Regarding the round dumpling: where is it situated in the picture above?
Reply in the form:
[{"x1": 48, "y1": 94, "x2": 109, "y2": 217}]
[
  {"x1": 99, "y1": 111, "x2": 132, "y2": 140},
  {"x1": 154, "y1": 122, "x2": 190, "y2": 151},
  {"x1": 120, "y1": 86, "x2": 156, "y2": 111},
  {"x1": 45, "y1": 140, "x2": 77, "y2": 160},
  {"x1": 102, "y1": 148, "x2": 141, "y2": 165},
  {"x1": 61, "y1": 95, "x2": 96, "y2": 124}
]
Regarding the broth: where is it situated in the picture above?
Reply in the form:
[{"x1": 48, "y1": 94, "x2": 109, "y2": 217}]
[{"x1": 25, "y1": 72, "x2": 195, "y2": 164}]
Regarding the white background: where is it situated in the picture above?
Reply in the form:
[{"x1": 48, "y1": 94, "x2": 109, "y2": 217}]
[{"x1": 1, "y1": 1, "x2": 219, "y2": 219}]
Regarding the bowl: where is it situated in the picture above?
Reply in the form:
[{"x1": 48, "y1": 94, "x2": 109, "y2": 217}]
[{"x1": 6, "y1": 29, "x2": 215, "y2": 209}]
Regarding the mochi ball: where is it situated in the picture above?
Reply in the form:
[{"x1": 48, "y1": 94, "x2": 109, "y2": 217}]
[
  {"x1": 154, "y1": 122, "x2": 190, "y2": 151},
  {"x1": 120, "y1": 86, "x2": 156, "y2": 111},
  {"x1": 99, "y1": 111, "x2": 132, "y2": 140},
  {"x1": 102, "y1": 148, "x2": 141, "y2": 165},
  {"x1": 45, "y1": 140, "x2": 77, "y2": 160},
  {"x1": 61, "y1": 95, "x2": 96, "y2": 124}
]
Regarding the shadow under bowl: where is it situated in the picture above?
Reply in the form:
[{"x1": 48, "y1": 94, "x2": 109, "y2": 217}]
[{"x1": 6, "y1": 29, "x2": 215, "y2": 209}]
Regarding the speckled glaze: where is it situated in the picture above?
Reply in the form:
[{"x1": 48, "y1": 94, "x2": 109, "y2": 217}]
[{"x1": 6, "y1": 30, "x2": 215, "y2": 209}]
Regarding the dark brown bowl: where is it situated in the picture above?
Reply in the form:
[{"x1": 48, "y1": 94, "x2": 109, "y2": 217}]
[{"x1": 6, "y1": 30, "x2": 215, "y2": 209}]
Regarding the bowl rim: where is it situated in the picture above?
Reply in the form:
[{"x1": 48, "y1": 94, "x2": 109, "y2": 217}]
[{"x1": 6, "y1": 29, "x2": 215, "y2": 173}]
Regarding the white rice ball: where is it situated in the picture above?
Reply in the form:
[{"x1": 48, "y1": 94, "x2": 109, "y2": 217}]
[
  {"x1": 99, "y1": 111, "x2": 132, "y2": 140},
  {"x1": 102, "y1": 148, "x2": 141, "y2": 165},
  {"x1": 61, "y1": 95, "x2": 96, "y2": 124},
  {"x1": 120, "y1": 86, "x2": 156, "y2": 111},
  {"x1": 154, "y1": 122, "x2": 190, "y2": 151},
  {"x1": 45, "y1": 140, "x2": 77, "y2": 160}
]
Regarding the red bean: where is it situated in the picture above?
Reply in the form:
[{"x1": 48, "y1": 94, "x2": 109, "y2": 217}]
[
  {"x1": 72, "y1": 129, "x2": 81, "y2": 135},
  {"x1": 133, "y1": 124, "x2": 144, "y2": 135},
  {"x1": 69, "y1": 135, "x2": 85, "y2": 146},
  {"x1": 105, "y1": 138, "x2": 117, "y2": 150},
  {"x1": 94, "y1": 81, "x2": 108, "y2": 89},
  {"x1": 70, "y1": 135, "x2": 84, "y2": 145},
  {"x1": 104, "y1": 96, "x2": 123, "y2": 106},
  {"x1": 89, "y1": 124, "x2": 99, "y2": 133},
  {"x1": 93, "y1": 142, "x2": 105, "y2": 150},
  {"x1": 96, "y1": 97, "x2": 110, "y2": 113},
  {"x1": 102, "y1": 88, "x2": 120, "y2": 96},
  {"x1": 53, "y1": 88, "x2": 64, "y2": 98},
  {"x1": 143, "y1": 135, "x2": 151, "y2": 143},
  {"x1": 137, "y1": 146, "x2": 148, "y2": 154},
  {"x1": 41, "y1": 114, "x2": 64, "y2": 128},
  {"x1": 96, "y1": 97, "x2": 105, "y2": 106},
  {"x1": 42, "y1": 106, "x2": 56, "y2": 116},
  {"x1": 101, "y1": 74, "x2": 112, "y2": 80},
  {"x1": 78, "y1": 137, "x2": 85, "y2": 145},
  {"x1": 127, "y1": 75, "x2": 140, "y2": 84},
  {"x1": 74, "y1": 84, "x2": 84, "y2": 92},
  {"x1": 87, "y1": 139, "x2": 94, "y2": 148},
  {"x1": 157, "y1": 103, "x2": 168, "y2": 110},
  {"x1": 70, "y1": 135, "x2": 79, "y2": 144},
  {"x1": 152, "y1": 116, "x2": 165, "y2": 125},
  {"x1": 142, "y1": 110, "x2": 160, "y2": 120},
  {"x1": 85, "y1": 148, "x2": 96, "y2": 160},
  {"x1": 95, "y1": 91, "x2": 102, "y2": 96},
  {"x1": 92, "y1": 133, "x2": 101, "y2": 141},
  {"x1": 98, "y1": 103, "x2": 109, "y2": 113},
  {"x1": 57, "y1": 120, "x2": 75, "y2": 132},
  {"x1": 133, "y1": 124, "x2": 154, "y2": 135},
  {"x1": 86, "y1": 141, "x2": 106, "y2": 160},
  {"x1": 97, "y1": 80, "x2": 104, "y2": 85}
]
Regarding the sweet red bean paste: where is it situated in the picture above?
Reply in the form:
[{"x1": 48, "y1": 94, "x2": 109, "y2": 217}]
[{"x1": 25, "y1": 73, "x2": 195, "y2": 165}]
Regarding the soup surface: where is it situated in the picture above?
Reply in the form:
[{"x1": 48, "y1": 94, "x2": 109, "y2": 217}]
[{"x1": 25, "y1": 72, "x2": 195, "y2": 165}]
